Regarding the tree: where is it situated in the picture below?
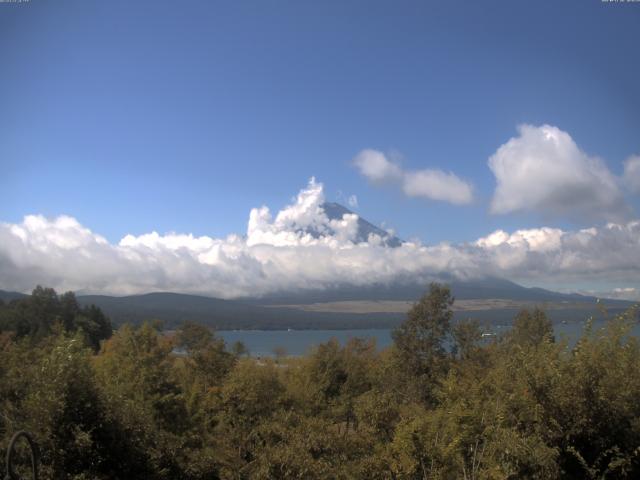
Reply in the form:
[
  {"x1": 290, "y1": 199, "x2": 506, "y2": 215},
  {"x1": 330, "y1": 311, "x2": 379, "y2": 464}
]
[
  {"x1": 231, "y1": 340, "x2": 248, "y2": 357},
  {"x1": 0, "y1": 332, "x2": 118, "y2": 479},
  {"x1": 25, "y1": 286, "x2": 59, "y2": 341},
  {"x1": 392, "y1": 282, "x2": 454, "y2": 404},
  {"x1": 75, "y1": 304, "x2": 113, "y2": 351},
  {"x1": 175, "y1": 321, "x2": 213, "y2": 353},
  {"x1": 176, "y1": 320, "x2": 235, "y2": 388},
  {"x1": 58, "y1": 291, "x2": 80, "y2": 331},
  {"x1": 217, "y1": 359, "x2": 286, "y2": 476},
  {"x1": 451, "y1": 318, "x2": 483, "y2": 360},
  {"x1": 508, "y1": 308, "x2": 554, "y2": 348},
  {"x1": 93, "y1": 322, "x2": 189, "y2": 478},
  {"x1": 273, "y1": 345, "x2": 287, "y2": 363},
  {"x1": 0, "y1": 287, "x2": 111, "y2": 350}
]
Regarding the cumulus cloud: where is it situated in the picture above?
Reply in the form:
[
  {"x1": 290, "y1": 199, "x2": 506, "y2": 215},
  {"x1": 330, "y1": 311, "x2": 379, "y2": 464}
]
[
  {"x1": 347, "y1": 195, "x2": 358, "y2": 209},
  {"x1": 353, "y1": 149, "x2": 473, "y2": 205},
  {"x1": 623, "y1": 155, "x2": 640, "y2": 194},
  {"x1": 401, "y1": 169, "x2": 474, "y2": 205},
  {"x1": 489, "y1": 124, "x2": 627, "y2": 221},
  {"x1": 353, "y1": 149, "x2": 403, "y2": 183},
  {"x1": 1, "y1": 179, "x2": 640, "y2": 299},
  {"x1": 473, "y1": 222, "x2": 640, "y2": 283}
]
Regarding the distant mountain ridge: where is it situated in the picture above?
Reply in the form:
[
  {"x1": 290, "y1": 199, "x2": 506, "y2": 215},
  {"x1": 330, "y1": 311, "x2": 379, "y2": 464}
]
[
  {"x1": 242, "y1": 276, "x2": 623, "y2": 305},
  {"x1": 0, "y1": 290, "x2": 28, "y2": 302},
  {"x1": 2, "y1": 278, "x2": 634, "y2": 331},
  {"x1": 75, "y1": 292, "x2": 402, "y2": 330},
  {"x1": 75, "y1": 283, "x2": 637, "y2": 330}
]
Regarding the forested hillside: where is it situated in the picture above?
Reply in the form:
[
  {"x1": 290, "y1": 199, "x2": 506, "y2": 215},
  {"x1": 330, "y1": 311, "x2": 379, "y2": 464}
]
[{"x1": 1, "y1": 285, "x2": 639, "y2": 479}]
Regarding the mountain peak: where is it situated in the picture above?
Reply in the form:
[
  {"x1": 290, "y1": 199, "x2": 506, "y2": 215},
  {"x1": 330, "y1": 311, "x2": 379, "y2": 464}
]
[{"x1": 321, "y1": 202, "x2": 402, "y2": 247}]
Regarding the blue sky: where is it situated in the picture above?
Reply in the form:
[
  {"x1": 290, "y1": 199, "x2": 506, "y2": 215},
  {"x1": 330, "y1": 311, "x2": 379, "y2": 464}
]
[{"x1": 1, "y1": 1, "x2": 640, "y2": 298}]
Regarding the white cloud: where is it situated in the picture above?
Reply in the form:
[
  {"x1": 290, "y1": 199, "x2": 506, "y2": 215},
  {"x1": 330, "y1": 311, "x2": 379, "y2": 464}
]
[
  {"x1": 353, "y1": 149, "x2": 402, "y2": 183},
  {"x1": 489, "y1": 124, "x2": 626, "y2": 221},
  {"x1": 401, "y1": 169, "x2": 473, "y2": 205},
  {"x1": 473, "y1": 222, "x2": 640, "y2": 282},
  {"x1": 353, "y1": 149, "x2": 473, "y2": 205},
  {"x1": 246, "y1": 177, "x2": 333, "y2": 247},
  {"x1": 623, "y1": 155, "x2": 640, "y2": 194},
  {"x1": 576, "y1": 287, "x2": 640, "y2": 302},
  {"x1": 347, "y1": 194, "x2": 358, "y2": 209},
  {"x1": 1, "y1": 179, "x2": 640, "y2": 299},
  {"x1": 601, "y1": 287, "x2": 640, "y2": 301}
]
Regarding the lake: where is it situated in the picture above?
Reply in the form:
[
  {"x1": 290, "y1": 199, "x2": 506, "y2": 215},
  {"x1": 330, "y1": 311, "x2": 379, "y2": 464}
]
[{"x1": 218, "y1": 320, "x2": 640, "y2": 357}]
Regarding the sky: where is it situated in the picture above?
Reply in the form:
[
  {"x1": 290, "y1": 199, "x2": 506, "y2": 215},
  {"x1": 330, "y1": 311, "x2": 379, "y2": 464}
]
[{"x1": 1, "y1": 0, "x2": 640, "y2": 299}]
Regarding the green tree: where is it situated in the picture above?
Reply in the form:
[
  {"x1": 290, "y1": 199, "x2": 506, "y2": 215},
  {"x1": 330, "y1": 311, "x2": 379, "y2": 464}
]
[
  {"x1": 217, "y1": 358, "x2": 286, "y2": 477},
  {"x1": 0, "y1": 287, "x2": 111, "y2": 351},
  {"x1": 451, "y1": 318, "x2": 483, "y2": 361},
  {"x1": 553, "y1": 311, "x2": 640, "y2": 478},
  {"x1": 508, "y1": 308, "x2": 554, "y2": 348},
  {"x1": 231, "y1": 340, "x2": 249, "y2": 357},
  {"x1": 93, "y1": 323, "x2": 190, "y2": 479},
  {"x1": 175, "y1": 321, "x2": 213, "y2": 352},
  {"x1": 0, "y1": 332, "x2": 119, "y2": 480},
  {"x1": 176, "y1": 321, "x2": 235, "y2": 388},
  {"x1": 392, "y1": 282, "x2": 454, "y2": 404},
  {"x1": 75, "y1": 304, "x2": 113, "y2": 351}
]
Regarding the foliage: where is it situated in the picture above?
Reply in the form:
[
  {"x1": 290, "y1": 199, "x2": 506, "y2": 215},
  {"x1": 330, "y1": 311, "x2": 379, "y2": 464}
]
[
  {"x1": 1, "y1": 285, "x2": 639, "y2": 479},
  {"x1": 0, "y1": 286, "x2": 112, "y2": 350},
  {"x1": 507, "y1": 307, "x2": 555, "y2": 348},
  {"x1": 392, "y1": 282, "x2": 454, "y2": 404}
]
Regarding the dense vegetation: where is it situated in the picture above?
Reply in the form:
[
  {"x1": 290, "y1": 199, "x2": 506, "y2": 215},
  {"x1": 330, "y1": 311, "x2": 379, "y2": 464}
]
[{"x1": 1, "y1": 285, "x2": 639, "y2": 479}]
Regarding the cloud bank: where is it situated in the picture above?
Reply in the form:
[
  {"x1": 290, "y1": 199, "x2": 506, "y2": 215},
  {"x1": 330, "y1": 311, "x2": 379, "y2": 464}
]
[
  {"x1": 624, "y1": 155, "x2": 640, "y2": 194},
  {"x1": 489, "y1": 124, "x2": 627, "y2": 221},
  {"x1": 353, "y1": 149, "x2": 473, "y2": 205},
  {"x1": 2, "y1": 179, "x2": 640, "y2": 299}
]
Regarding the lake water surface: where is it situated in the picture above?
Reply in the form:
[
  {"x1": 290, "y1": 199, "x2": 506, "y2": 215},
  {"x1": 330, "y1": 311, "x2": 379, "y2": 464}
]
[{"x1": 219, "y1": 320, "x2": 640, "y2": 357}]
